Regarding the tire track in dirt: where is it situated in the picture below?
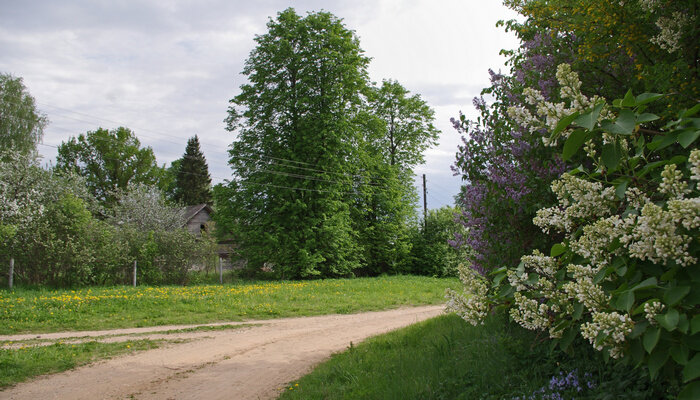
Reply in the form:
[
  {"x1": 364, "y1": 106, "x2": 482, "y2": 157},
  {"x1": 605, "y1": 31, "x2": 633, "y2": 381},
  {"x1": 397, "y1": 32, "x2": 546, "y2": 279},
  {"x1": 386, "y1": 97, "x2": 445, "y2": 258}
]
[{"x1": 0, "y1": 305, "x2": 444, "y2": 400}]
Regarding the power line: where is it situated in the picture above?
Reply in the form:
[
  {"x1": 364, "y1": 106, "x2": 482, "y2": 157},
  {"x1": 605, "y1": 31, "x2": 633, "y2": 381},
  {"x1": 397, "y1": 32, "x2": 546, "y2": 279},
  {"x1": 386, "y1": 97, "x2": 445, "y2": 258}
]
[
  {"x1": 8, "y1": 108, "x2": 396, "y2": 184},
  {"x1": 35, "y1": 142, "x2": 400, "y2": 195}
]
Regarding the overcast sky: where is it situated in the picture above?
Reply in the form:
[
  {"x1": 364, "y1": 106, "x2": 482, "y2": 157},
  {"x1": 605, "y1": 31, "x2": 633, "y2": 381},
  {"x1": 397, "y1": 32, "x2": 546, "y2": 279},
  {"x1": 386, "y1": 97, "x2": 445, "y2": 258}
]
[{"x1": 0, "y1": 0, "x2": 520, "y2": 209}]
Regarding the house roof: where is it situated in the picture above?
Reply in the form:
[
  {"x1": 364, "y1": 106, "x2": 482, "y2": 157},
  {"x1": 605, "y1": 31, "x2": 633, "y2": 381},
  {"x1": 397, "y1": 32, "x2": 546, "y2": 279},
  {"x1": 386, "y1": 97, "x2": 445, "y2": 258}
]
[{"x1": 183, "y1": 204, "x2": 213, "y2": 223}]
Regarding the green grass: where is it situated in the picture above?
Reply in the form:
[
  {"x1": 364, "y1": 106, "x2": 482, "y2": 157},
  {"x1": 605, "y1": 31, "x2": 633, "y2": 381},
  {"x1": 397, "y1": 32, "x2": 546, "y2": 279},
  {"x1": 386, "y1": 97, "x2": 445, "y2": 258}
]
[
  {"x1": 0, "y1": 275, "x2": 457, "y2": 334},
  {"x1": 0, "y1": 340, "x2": 162, "y2": 388},
  {"x1": 279, "y1": 313, "x2": 675, "y2": 400}
]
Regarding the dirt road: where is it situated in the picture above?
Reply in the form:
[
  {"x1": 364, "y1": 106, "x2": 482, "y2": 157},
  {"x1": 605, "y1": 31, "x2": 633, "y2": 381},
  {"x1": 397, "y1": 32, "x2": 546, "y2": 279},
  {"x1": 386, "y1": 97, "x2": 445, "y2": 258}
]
[{"x1": 1, "y1": 305, "x2": 444, "y2": 400}]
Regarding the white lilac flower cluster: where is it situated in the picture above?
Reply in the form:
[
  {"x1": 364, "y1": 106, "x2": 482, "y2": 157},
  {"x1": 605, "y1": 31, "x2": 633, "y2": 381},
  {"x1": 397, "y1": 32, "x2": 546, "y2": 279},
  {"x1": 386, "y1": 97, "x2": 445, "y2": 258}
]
[
  {"x1": 445, "y1": 265, "x2": 490, "y2": 326},
  {"x1": 570, "y1": 216, "x2": 625, "y2": 270},
  {"x1": 659, "y1": 164, "x2": 689, "y2": 199},
  {"x1": 562, "y1": 264, "x2": 610, "y2": 312},
  {"x1": 580, "y1": 311, "x2": 633, "y2": 359},
  {"x1": 534, "y1": 174, "x2": 616, "y2": 233},
  {"x1": 510, "y1": 292, "x2": 552, "y2": 332},
  {"x1": 507, "y1": 64, "x2": 608, "y2": 147},
  {"x1": 625, "y1": 187, "x2": 651, "y2": 209},
  {"x1": 650, "y1": 12, "x2": 692, "y2": 53},
  {"x1": 508, "y1": 250, "x2": 560, "y2": 293},
  {"x1": 690, "y1": 149, "x2": 700, "y2": 181},
  {"x1": 637, "y1": 0, "x2": 659, "y2": 11},
  {"x1": 621, "y1": 202, "x2": 696, "y2": 266},
  {"x1": 644, "y1": 301, "x2": 665, "y2": 325},
  {"x1": 507, "y1": 250, "x2": 572, "y2": 338},
  {"x1": 668, "y1": 198, "x2": 700, "y2": 230}
]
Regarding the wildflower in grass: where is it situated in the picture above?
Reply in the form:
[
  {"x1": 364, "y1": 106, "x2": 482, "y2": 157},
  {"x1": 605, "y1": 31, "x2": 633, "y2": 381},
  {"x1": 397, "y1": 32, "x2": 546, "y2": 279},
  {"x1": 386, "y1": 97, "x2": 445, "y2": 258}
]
[{"x1": 513, "y1": 369, "x2": 597, "y2": 400}]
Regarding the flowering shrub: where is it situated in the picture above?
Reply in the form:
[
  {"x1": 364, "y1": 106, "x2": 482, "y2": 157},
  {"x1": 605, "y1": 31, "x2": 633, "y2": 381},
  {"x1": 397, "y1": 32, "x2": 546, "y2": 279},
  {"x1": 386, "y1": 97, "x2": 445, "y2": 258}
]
[{"x1": 451, "y1": 87, "x2": 700, "y2": 397}]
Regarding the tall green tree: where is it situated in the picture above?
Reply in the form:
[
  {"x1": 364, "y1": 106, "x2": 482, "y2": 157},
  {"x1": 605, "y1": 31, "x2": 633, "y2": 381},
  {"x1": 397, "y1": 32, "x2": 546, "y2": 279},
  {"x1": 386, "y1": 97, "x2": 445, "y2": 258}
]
[
  {"x1": 0, "y1": 73, "x2": 47, "y2": 157},
  {"x1": 352, "y1": 80, "x2": 439, "y2": 275},
  {"x1": 222, "y1": 8, "x2": 370, "y2": 278},
  {"x1": 56, "y1": 127, "x2": 165, "y2": 206},
  {"x1": 368, "y1": 80, "x2": 440, "y2": 167},
  {"x1": 173, "y1": 135, "x2": 212, "y2": 205}
]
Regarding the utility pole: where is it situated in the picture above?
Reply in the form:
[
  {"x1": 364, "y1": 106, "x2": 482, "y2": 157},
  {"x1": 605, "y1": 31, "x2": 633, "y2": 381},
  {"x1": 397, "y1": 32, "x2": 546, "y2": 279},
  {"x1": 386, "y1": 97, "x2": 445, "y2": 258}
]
[
  {"x1": 422, "y1": 174, "x2": 427, "y2": 231},
  {"x1": 8, "y1": 258, "x2": 14, "y2": 290}
]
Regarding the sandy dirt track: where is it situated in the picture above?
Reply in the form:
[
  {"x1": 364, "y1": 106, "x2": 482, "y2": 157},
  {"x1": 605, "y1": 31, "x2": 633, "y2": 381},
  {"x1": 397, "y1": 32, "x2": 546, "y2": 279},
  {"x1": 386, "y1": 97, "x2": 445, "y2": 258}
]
[{"x1": 1, "y1": 305, "x2": 444, "y2": 400}]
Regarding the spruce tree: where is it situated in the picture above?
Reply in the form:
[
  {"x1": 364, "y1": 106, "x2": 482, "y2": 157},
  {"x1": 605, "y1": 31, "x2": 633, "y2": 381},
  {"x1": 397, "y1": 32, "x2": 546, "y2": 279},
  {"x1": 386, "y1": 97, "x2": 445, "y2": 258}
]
[{"x1": 174, "y1": 135, "x2": 212, "y2": 205}]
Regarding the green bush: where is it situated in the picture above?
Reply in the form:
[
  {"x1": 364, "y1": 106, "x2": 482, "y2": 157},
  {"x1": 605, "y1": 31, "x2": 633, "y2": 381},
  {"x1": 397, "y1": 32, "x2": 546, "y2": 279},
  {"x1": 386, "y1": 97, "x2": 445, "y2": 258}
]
[{"x1": 408, "y1": 207, "x2": 468, "y2": 277}]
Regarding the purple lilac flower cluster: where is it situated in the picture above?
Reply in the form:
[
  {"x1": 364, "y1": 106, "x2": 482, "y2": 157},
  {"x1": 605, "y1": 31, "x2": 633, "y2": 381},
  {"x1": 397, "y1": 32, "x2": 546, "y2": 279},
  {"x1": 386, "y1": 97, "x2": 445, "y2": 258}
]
[
  {"x1": 514, "y1": 33, "x2": 559, "y2": 100},
  {"x1": 450, "y1": 67, "x2": 565, "y2": 273}
]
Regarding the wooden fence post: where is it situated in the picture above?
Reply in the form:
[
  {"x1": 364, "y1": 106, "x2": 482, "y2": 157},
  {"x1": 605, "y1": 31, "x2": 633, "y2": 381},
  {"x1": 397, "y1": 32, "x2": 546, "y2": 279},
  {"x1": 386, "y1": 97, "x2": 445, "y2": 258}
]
[
  {"x1": 219, "y1": 257, "x2": 223, "y2": 284},
  {"x1": 133, "y1": 260, "x2": 137, "y2": 287},
  {"x1": 8, "y1": 258, "x2": 14, "y2": 290}
]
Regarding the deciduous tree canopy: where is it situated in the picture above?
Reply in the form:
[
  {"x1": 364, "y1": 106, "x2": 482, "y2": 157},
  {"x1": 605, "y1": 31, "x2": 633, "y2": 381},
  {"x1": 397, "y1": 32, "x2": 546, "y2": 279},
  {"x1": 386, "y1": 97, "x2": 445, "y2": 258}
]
[
  {"x1": 56, "y1": 127, "x2": 165, "y2": 206},
  {"x1": 217, "y1": 8, "x2": 439, "y2": 279},
  {"x1": 0, "y1": 73, "x2": 47, "y2": 157}
]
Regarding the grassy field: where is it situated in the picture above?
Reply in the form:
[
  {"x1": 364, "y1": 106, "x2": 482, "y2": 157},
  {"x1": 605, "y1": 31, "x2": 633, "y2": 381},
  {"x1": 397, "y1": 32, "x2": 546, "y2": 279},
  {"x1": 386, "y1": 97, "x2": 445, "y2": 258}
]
[
  {"x1": 278, "y1": 313, "x2": 675, "y2": 400},
  {"x1": 0, "y1": 275, "x2": 458, "y2": 334},
  {"x1": 0, "y1": 340, "x2": 163, "y2": 388}
]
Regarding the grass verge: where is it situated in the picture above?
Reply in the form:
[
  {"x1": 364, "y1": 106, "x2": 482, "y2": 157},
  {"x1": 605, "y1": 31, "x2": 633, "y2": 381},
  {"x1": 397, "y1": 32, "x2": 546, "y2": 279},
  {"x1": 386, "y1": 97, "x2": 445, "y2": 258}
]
[
  {"x1": 279, "y1": 313, "x2": 676, "y2": 400},
  {"x1": 0, "y1": 339, "x2": 162, "y2": 388},
  {"x1": 0, "y1": 275, "x2": 457, "y2": 334}
]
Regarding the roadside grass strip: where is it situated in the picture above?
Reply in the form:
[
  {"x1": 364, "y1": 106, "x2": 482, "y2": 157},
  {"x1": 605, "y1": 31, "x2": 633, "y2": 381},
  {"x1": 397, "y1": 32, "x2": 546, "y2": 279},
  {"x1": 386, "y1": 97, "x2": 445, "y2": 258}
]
[
  {"x1": 0, "y1": 323, "x2": 258, "y2": 349},
  {"x1": 279, "y1": 313, "x2": 671, "y2": 400},
  {"x1": 0, "y1": 276, "x2": 458, "y2": 334},
  {"x1": 0, "y1": 340, "x2": 163, "y2": 388}
]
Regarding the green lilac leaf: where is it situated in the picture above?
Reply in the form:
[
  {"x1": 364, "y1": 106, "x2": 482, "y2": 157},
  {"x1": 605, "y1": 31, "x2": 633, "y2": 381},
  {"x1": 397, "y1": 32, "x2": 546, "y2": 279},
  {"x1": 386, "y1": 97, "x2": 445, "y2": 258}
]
[
  {"x1": 559, "y1": 327, "x2": 577, "y2": 351},
  {"x1": 678, "y1": 130, "x2": 700, "y2": 148},
  {"x1": 692, "y1": 315, "x2": 700, "y2": 335},
  {"x1": 621, "y1": 89, "x2": 636, "y2": 107},
  {"x1": 616, "y1": 291, "x2": 634, "y2": 312},
  {"x1": 635, "y1": 93, "x2": 664, "y2": 106},
  {"x1": 562, "y1": 129, "x2": 589, "y2": 161},
  {"x1": 678, "y1": 381, "x2": 700, "y2": 400},
  {"x1": 636, "y1": 113, "x2": 659, "y2": 124},
  {"x1": 681, "y1": 103, "x2": 700, "y2": 118},
  {"x1": 615, "y1": 180, "x2": 629, "y2": 200},
  {"x1": 632, "y1": 277, "x2": 658, "y2": 291},
  {"x1": 643, "y1": 327, "x2": 661, "y2": 353},
  {"x1": 670, "y1": 344, "x2": 690, "y2": 365},
  {"x1": 648, "y1": 347, "x2": 669, "y2": 380},
  {"x1": 602, "y1": 109, "x2": 637, "y2": 134},
  {"x1": 553, "y1": 111, "x2": 580, "y2": 136},
  {"x1": 683, "y1": 353, "x2": 700, "y2": 382},
  {"x1": 630, "y1": 320, "x2": 649, "y2": 338},
  {"x1": 574, "y1": 101, "x2": 604, "y2": 130},
  {"x1": 664, "y1": 286, "x2": 691, "y2": 307},
  {"x1": 601, "y1": 143, "x2": 621, "y2": 171},
  {"x1": 657, "y1": 309, "x2": 680, "y2": 331},
  {"x1": 550, "y1": 243, "x2": 566, "y2": 257}
]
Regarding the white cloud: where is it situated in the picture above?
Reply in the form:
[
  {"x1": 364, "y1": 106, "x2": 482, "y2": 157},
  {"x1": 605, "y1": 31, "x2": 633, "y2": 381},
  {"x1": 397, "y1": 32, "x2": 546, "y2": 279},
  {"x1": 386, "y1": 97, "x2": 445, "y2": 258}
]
[{"x1": 0, "y1": 0, "x2": 520, "y2": 207}]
